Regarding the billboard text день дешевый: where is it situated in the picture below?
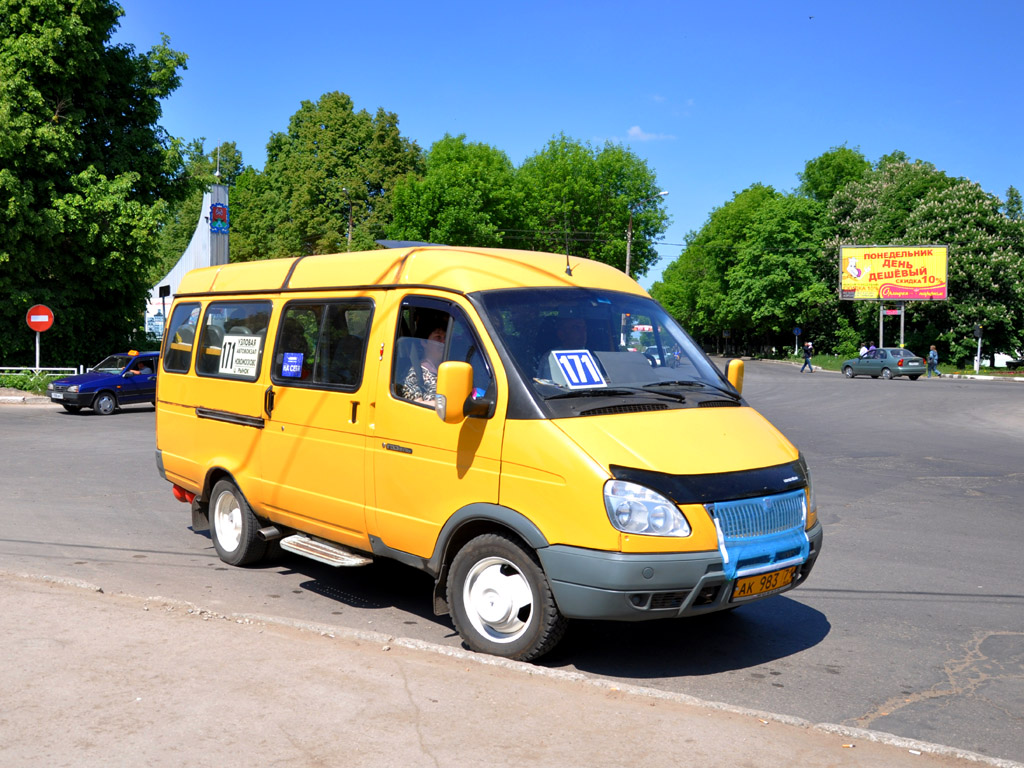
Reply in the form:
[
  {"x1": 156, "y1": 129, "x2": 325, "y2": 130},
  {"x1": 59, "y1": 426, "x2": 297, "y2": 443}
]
[{"x1": 839, "y1": 245, "x2": 948, "y2": 301}]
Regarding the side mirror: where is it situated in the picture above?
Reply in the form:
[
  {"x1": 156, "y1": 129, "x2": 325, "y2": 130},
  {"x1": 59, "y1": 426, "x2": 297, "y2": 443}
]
[
  {"x1": 435, "y1": 361, "x2": 474, "y2": 423},
  {"x1": 725, "y1": 358, "x2": 744, "y2": 395}
]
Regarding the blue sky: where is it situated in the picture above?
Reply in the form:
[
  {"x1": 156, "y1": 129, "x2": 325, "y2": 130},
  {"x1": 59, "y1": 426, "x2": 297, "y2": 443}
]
[{"x1": 113, "y1": 0, "x2": 1024, "y2": 289}]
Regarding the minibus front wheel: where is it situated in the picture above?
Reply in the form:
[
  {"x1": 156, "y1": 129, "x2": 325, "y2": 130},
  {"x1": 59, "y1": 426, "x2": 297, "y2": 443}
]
[
  {"x1": 448, "y1": 533, "x2": 568, "y2": 661},
  {"x1": 210, "y1": 478, "x2": 267, "y2": 566}
]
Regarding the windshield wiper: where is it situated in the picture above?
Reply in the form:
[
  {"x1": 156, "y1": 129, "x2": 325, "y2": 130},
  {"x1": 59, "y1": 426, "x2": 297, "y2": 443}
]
[
  {"x1": 545, "y1": 387, "x2": 686, "y2": 403},
  {"x1": 643, "y1": 380, "x2": 703, "y2": 388},
  {"x1": 643, "y1": 380, "x2": 740, "y2": 400}
]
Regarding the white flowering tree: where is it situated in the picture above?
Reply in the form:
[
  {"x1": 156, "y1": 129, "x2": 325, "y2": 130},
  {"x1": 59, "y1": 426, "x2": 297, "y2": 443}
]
[
  {"x1": 828, "y1": 157, "x2": 1024, "y2": 366},
  {"x1": 904, "y1": 181, "x2": 1024, "y2": 364}
]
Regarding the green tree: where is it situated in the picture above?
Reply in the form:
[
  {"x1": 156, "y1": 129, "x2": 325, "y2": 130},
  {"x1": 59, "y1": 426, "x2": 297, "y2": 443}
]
[
  {"x1": 1004, "y1": 186, "x2": 1022, "y2": 222},
  {"x1": 828, "y1": 158, "x2": 1024, "y2": 364},
  {"x1": 724, "y1": 195, "x2": 831, "y2": 341},
  {"x1": 387, "y1": 134, "x2": 518, "y2": 247},
  {"x1": 230, "y1": 91, "x2": 422, "y2": 260},
  {"x1": 0, "y1": 0, "x2": 189, "y2": 365},
  {"x1": 513, "y1": 135, "x2": 669, "y2": 277},
  {"x1": 652, "y1": 184, "x2": 779, "y2": 344},
  {"x1": 797, "y1": 145, "x2": 871, "y2": 203},
  {"x1": 903, "y1": 181, "x2": 1024, "y2": 364}
]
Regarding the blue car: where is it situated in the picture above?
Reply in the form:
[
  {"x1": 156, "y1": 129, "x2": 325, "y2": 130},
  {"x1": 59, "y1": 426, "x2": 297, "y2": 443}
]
[{"x1": 47, "y1": 351, "x2": 159, "y2": 415}]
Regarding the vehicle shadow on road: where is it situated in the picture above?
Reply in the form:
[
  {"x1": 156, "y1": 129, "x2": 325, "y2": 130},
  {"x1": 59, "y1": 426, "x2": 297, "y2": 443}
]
[
  {"x1": 270, "y1": 553, "x2": 445, "y2": 625},
  {"x1": 544, "y1": 596, "x2": 830, "y2": 678}
]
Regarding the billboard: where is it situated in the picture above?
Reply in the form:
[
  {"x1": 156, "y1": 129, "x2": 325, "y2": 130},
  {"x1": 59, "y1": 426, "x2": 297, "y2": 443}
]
[{"x1": 839, "y1": 245, "x2": 948, "y2": 301}]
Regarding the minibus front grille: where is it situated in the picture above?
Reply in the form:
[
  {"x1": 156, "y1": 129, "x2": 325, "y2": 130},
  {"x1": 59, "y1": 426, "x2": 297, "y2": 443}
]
[
  {"x1": 697, "y1": 399, "x2": 741, "y2": 407},
  {"x1": 579, "y1": 403, "x2": 668, "y2": 416},
  {"x1": 706, "y1": 489, "x2": 806, "y2": 540}
]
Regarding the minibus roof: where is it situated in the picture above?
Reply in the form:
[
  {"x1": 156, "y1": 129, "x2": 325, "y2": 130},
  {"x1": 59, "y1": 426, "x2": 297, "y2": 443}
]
[{"x1": 174, "y1": 246, "x2": 648, "y2": 298}]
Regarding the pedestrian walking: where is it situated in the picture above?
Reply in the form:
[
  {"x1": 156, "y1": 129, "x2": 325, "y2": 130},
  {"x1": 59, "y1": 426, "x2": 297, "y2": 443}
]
[
  {"x1": 800, "y1": 342, "x2": 814, "y2": 373},
  {"x1": 927, "y1": 344, "x2": 942, "y2": 378}
]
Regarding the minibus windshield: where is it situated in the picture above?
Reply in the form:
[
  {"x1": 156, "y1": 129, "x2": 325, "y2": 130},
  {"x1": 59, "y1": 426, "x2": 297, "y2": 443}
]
[{"x1": 477, "y1": 288, "x2": 730, "y2": 399}]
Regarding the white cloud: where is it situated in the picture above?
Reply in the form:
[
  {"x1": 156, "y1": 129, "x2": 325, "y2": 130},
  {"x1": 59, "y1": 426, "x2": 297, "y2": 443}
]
[{"x1": 627, "y1": 125, "x2": 676, "y2": 142}]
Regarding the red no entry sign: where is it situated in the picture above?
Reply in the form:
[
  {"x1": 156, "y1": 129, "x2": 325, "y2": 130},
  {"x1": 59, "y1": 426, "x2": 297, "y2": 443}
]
[{"x1": 26, "y1": 304, "x2": 54, "y2": 332}]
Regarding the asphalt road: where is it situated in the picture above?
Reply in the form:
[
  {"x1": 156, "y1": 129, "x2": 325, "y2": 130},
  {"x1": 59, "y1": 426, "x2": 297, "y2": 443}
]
[{"x1": 2, "y1": 362, "x2": 1022, "y2": 763}]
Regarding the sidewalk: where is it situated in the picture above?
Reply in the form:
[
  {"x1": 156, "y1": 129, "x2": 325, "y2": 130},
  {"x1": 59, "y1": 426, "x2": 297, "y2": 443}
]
[{"x1": 1, "y1": 571, "x2": 1018, "y2": 768}]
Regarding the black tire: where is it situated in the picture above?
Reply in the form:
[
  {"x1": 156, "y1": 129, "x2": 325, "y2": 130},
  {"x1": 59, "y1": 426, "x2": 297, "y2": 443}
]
[
  {"x1": 209, "y1": 478, "x2": 267, "y2": 566},
  {"x1": 448, "y1": 532, "x2": 568, "y2": 661},
  {"x1": 881, "y1": 368, "x2": 893, "y2": 380},
  {"x1": 842, "y1": 366, "x2": 854, "y2": 378},
  {"x1": 93, "y1": 391, "x2": 117, "y2": 415},
  {"x1": 61, "y1": 403, "x2": 82, "y2": 413},
  {"x1": 908, "y1": 375, "x2": 920, "y2": 381}
]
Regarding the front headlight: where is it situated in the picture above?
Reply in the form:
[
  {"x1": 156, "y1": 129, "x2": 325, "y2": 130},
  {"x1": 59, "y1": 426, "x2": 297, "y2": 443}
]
[
  {"x1": 805, "y1": 466, "x2": 818, "y2": 528},
  {"x1": 603, "y1": 480, "x2": 691, "y2": 537},
  {"x1": 47, "y1": 382, "x2": 54, "y2": 391},
  {"x1": 68, "y1": 385, "x2": 79, "y2": 393}
]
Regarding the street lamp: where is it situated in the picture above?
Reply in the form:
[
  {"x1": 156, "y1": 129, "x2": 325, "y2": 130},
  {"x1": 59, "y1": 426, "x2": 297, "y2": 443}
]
[
  {"x1": 625, "y1": 191, "x2": 669, "y2": 278},
  {"x1": 342, "y1": 187, "x2": 353, "y2": 251}
]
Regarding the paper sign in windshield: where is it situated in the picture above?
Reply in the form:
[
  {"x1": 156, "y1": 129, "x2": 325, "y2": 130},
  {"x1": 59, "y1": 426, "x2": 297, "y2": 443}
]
[
  {"x1": 219, "y1": 334, "x2": 262, "y2": 377},
  {"x1": 553, "y1": 349, "x2": 606, "y2": 389}
]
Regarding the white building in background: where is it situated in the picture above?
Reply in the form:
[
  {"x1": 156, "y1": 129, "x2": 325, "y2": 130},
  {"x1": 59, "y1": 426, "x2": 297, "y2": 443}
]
[{"x1": 145, "y1": 184, "x2": 229, "y2": 338}]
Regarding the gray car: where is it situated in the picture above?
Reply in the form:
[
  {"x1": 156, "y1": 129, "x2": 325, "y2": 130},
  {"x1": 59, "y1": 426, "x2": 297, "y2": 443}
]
[{"x1": 842, "y1": 347, "x2": 926, "y2": 380}]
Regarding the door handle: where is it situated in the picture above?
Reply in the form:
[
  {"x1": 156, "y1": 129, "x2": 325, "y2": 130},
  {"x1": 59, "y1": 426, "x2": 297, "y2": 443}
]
[{"x1": 264, "y1": 385, "x2": 275, "y2": 416}]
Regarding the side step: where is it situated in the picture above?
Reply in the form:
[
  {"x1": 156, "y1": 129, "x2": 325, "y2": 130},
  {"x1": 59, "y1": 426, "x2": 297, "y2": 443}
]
[{"x1": 279, "y1": 534, "x2": 373, "y2": 567}]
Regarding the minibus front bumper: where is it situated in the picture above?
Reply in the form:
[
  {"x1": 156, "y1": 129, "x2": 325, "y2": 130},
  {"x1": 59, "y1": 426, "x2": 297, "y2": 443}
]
[{"x1": 537, "y1": 522, "x2": 822, "y2": 620}]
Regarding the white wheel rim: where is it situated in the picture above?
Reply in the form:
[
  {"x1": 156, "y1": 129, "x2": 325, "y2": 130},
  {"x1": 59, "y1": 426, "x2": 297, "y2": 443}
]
[
  {"x1": 213, "y1": 491, "x2": 242, "y2": 553},
  {"x1": 463, "y1": 556, "x2": 534, "y2": 643}
]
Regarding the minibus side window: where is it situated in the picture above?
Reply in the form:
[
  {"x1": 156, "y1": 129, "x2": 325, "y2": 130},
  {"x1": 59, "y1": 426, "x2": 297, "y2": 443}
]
[
  {"x1": 163, "y1": 302, "x2": 200, "y2": 373},
  {"x1": 272, "y1": 300, "x2": 373, "y2": 390},
  {"x1": 392, "y1": 302, "x2": 494, "y2": 410},
  {"x1": 196, "y1": 300, "x2": 271, "y2": 380}
]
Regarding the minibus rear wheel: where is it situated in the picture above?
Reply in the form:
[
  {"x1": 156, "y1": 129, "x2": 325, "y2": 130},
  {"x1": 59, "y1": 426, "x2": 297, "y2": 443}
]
[
  {"x1": 448, "y1": 533, "x2": 568, "y2": 661},
  {"x1": 210, "y1": 479, "x2": 267, "y2": 566}
]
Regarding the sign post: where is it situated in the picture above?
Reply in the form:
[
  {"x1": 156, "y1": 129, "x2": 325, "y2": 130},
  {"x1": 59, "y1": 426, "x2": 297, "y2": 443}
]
[
  {"x1": 26, "y1": 304, "x2": 55, "y2": 370},
  {"x1": 974, "y1": 325, "x2": 983, "y2": 374},
  {"x1": 793, "y1": 327, "x2": 801, "y2": 356}
]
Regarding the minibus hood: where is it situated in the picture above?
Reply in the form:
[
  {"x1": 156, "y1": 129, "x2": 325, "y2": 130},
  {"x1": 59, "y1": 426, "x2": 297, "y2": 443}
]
[{"x1": 551, "y1": 406, "x2": 798, "y2": 476}]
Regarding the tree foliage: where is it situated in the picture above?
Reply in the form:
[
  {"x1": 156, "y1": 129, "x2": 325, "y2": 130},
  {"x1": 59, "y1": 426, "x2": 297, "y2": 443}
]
[
  {"x1": 655, "y1": 150, "x2": 1024, "y2": 363},
  {"x1": 0, "y1": 0, "x2": 188, "y2": 365},
  {"x1": 652, "y1": 185, "x2": 831, "y2": 351},
  {"x1": 230, "y1": 92, "x2": 423, "y2": 260},
  {"x1": 797, "y1": 145, "x2": 870, "y2": 203},
  {"x1": 513, "y1": 135, "x2": 669, "y2": 277},
  {"x1": 387, "y1": 134, "x2": 518, "y2": 247}
]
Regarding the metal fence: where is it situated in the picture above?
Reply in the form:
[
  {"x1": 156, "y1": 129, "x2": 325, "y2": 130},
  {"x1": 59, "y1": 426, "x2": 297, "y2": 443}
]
[{"x1": 0, "y1": 366, "x2": 82, "y2": 376}]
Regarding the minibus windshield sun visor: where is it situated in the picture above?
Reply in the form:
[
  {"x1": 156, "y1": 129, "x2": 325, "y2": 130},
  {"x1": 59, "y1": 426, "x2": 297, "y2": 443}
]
[
  {"x1": 610, "y1": 461, "x2": 808, "y2": 505},
  {"x1": 475, "y1": 287, "x2": 731, "y2": 404}
]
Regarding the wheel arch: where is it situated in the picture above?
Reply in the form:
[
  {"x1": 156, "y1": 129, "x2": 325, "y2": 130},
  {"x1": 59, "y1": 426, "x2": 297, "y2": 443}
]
[{"x1": 421, "y1": 504, "x2": 550, "y2": 616}]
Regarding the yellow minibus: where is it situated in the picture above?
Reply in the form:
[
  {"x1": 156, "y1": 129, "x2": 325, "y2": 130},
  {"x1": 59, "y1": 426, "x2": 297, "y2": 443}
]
[{"x1": 156, "y1": 246, "x2": 822, "y2": 660}]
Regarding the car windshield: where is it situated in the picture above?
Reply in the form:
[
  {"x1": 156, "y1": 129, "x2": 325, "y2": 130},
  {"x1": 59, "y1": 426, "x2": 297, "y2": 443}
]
[
  {"x1": 92, "y1": 355, "x2": 132, "y2": 373},
  {"x1": 476, "y1": 287, "x2": 730, "y2": 398}
]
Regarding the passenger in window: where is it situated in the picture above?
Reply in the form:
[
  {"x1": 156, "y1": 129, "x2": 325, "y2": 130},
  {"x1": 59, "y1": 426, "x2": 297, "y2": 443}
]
[
  {"x1": 401, "y1": 325, "x2": 446, "y2": 403},
  {"x1": 126, "y1": 359, "x2": 152, "y2": 376}
]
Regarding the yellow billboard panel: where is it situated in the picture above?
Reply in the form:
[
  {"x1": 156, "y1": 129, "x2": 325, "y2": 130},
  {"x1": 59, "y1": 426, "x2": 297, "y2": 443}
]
[{"x1": 839, "y1": 245, "x2": 948, "y2": 301}]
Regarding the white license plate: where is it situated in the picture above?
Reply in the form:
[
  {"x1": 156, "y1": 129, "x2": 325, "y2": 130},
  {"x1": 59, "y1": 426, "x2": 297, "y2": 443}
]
[{"x1": 52, "y1": 392, "x2": 63, "y2": 400}]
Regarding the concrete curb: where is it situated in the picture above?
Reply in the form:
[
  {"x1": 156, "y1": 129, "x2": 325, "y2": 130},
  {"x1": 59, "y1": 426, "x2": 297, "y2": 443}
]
[
  {"x1": 7, "y1": 569, "x2": 1022, "y2": 768},
  {"x1": 727, "y1": 358, "x2": 1024, "y2": 383},
  {"x1": 0, "y1": 395, "x2": 50, "y2": 404}
]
